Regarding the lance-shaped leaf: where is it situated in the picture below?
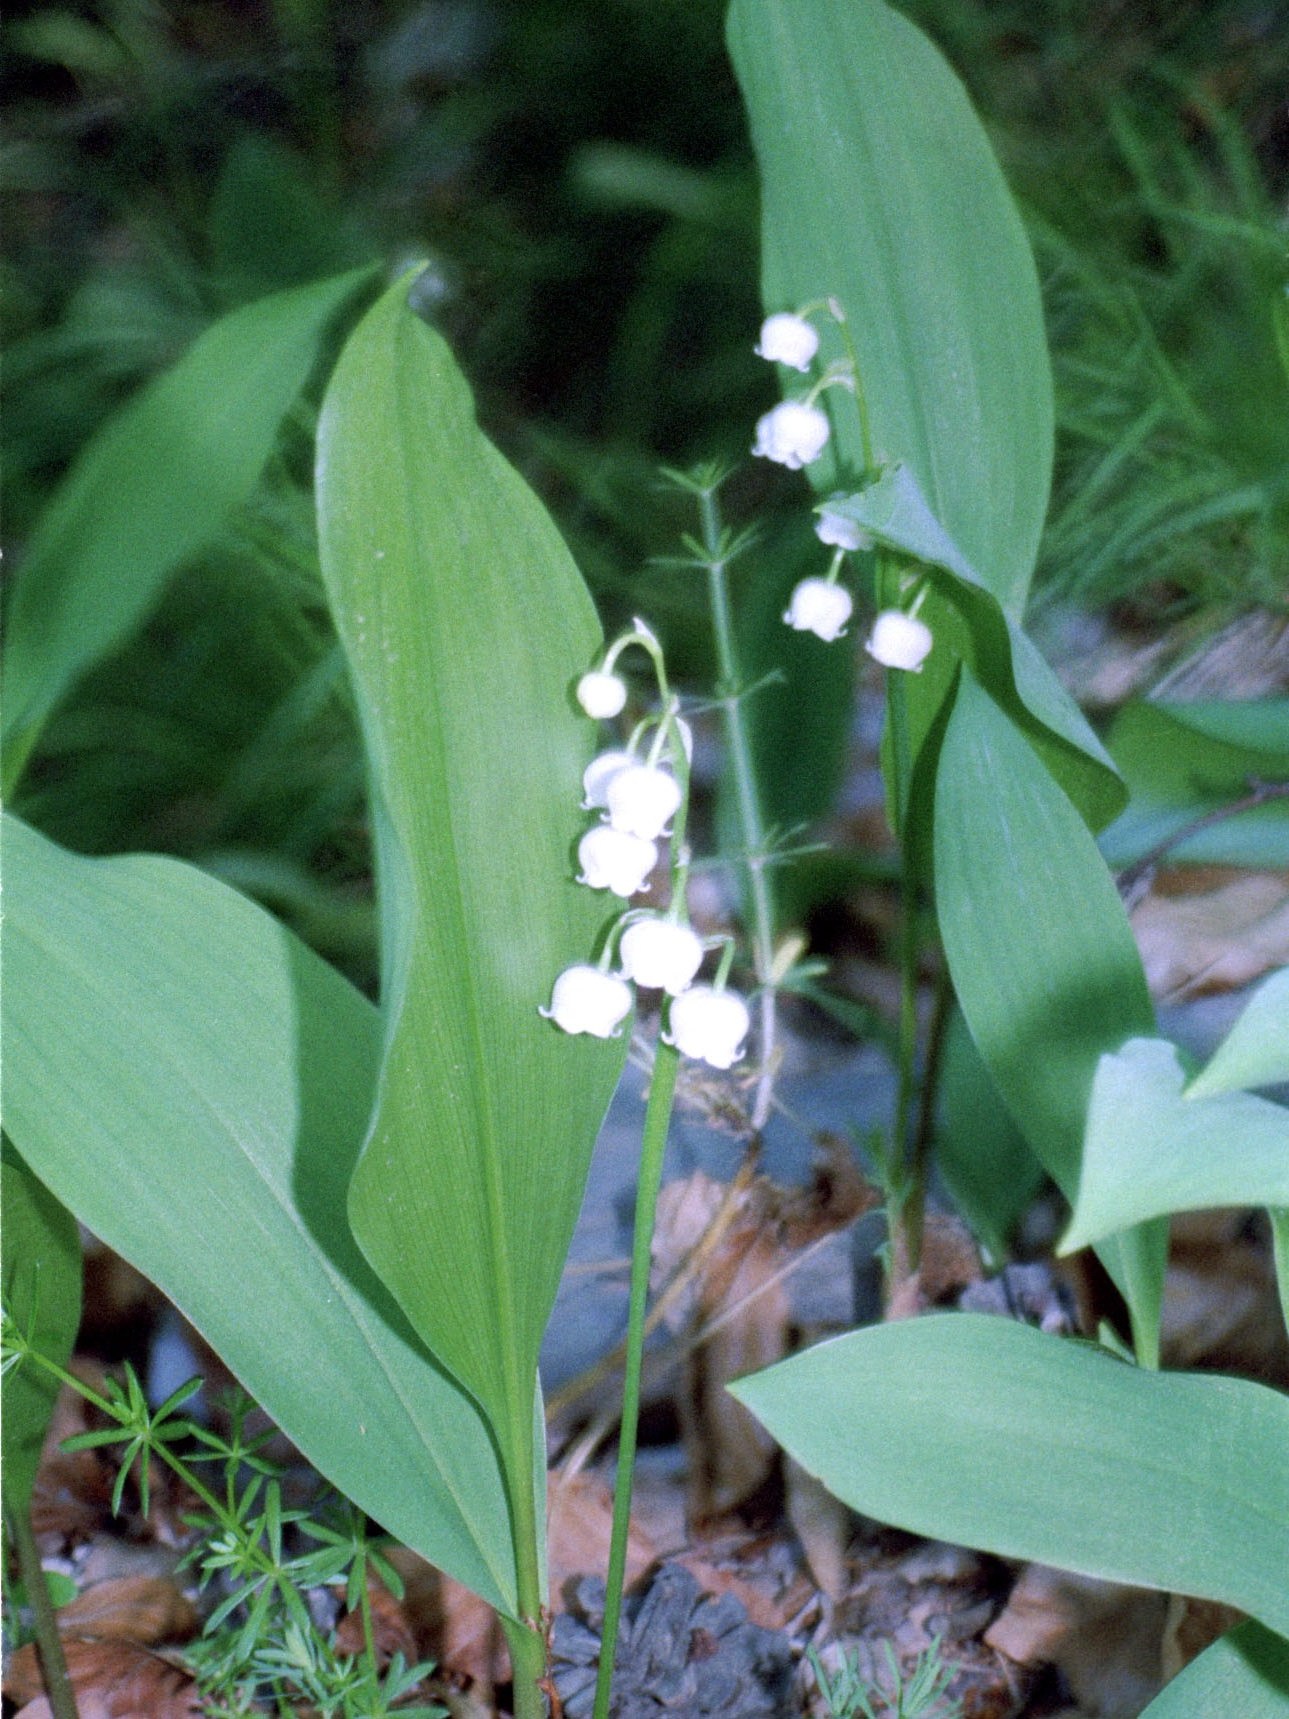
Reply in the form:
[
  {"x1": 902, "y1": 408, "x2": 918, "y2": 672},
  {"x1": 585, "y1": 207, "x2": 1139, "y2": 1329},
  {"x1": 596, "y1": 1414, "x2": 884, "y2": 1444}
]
[
  {"x1": 730, "y1": 1315, "x2": 1289, "y2": 1634},
  {"x1": 1141, "y1": 1623, "x2": 1289, "y2": 1718},
  {"x1": 1061, "y1": 1038, "x2": 1289, "y2": 1253},
  {"x1": 3, "y1": 813, "x2": 519, "y2": 1618},
  {"x1": 1187, "y1": 967, "x2": 1289, "y2": 1098},
  {"x1": 316, "y1": 278, "x2": 626, "y2": 1549},
  {"x1": 1, "y1": 1146, "x2": 83, "y2": 1521},
  {"x1": 934, "y1": 671, "x2": 1166, "y2": 1361},
  {"x1": 831, "y1": 464, "x2": 1122, "y2": 825},
  {"x1": 2, "y1": 267, "x2": 376, "y2": 790}
]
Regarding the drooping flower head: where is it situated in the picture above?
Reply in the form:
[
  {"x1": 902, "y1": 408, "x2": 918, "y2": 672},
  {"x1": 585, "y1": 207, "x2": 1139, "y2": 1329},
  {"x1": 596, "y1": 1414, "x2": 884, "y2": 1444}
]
[
  {"x1": 576, "y1": 670, "x2": 628, "y2": 719},
  {"x1": 814, "y1": 507, "x2": 872, "y2": 553},
  {"x1": 865, "y1": 609, "x2": 934, "y2": 672},
  {"x1": 664, "y1": 985, "x2": 750, "y2": 1070},
  {"x1": 577, "y1": 826, "x2": 658, "y2": 898},
  {"x1": 582, "y1": 749, "x2": 635, "y2": 809},
  {"x1": 752, "y1": 400, "x2": 830, "y2": 471},
  {"x1": 605, "y1": 763, "x2": 683, "y2": 842},
  {"x1": 619, "y1": 918, "x2": 704, "y2": 996},
  {"x1": 541, "y1": 965, "x2": 633, "y2": 1038},
  {"x1": 754, "y1": 312, "x2": 820, "y2": 373},
  {"x1": 783, "y1": 578, "x2": 853, "y2": 643}
]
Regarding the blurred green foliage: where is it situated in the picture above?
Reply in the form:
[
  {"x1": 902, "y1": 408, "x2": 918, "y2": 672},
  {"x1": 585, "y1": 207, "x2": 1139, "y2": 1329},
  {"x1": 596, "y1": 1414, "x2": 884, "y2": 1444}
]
[{"x1": 4, "y1": 0, "x2": 1286, "y2": 980}]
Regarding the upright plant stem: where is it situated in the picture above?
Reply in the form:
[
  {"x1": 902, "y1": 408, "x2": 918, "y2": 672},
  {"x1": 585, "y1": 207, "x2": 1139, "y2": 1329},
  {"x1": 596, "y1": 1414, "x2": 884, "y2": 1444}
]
[
  {"x1": 6, "y1": 1504, "x2": 78, "y2": 1719},
  {"x1": 592, "y1": 1039, "x2": 682, "y2": 1719},
  {"x1": 696, "y1": 483, "x2": 778, "y2": 1130},
  {"x1": 503, "y1": 1616, "x2": 549, "y2": 1719}
]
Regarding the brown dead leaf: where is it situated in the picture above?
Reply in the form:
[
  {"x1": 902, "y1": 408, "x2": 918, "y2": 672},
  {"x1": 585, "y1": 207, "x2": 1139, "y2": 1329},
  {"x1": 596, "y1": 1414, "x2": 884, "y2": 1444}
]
[
  {"x1": 1159, "y1": 1594, "x2": 1245, "y2": 1682},
  {"x1": 783, "y1": 1456, "x2": 850, "y2": 1602},
  {"x1": 333, "y1": 1575, "x2": 419, "y2": 1665},
  {"x1": 57, "y1": 1574, "x2": 197, "y2": 1649},
  {"x1": 547, "y1": 1466, "x2": 656, "y2": 1604},
  {"x1": 1162, "y1": 1217, "x2": 1289, "y2": 1380},
  {"x1": 382, "y1": 1548, "x2": 508, "y2": 1696},
  {"x1": 10, "y1": 1638, "x2": 200, "y2": 1719},
  {"x1": 1131, "y1": 869, "x2": 1289, "y2": 998},
  {"x1": 886, "y1": 1213, "x2": 984, "y2": 1320},
  {"x1": 985, "y1": 1565, "x2": 1168, "y2": 1718}
]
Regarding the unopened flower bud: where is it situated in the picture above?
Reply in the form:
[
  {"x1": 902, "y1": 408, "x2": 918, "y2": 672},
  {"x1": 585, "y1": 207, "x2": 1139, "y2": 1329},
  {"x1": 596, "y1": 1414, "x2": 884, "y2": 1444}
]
[
  {"x1": 577, "y1": 826, "x2": 657, "y2": 897},
  {"x1": 815, "y1": 508, "x2": 872, "y2": 553},
  {"x1": 664, "y1": 985, "x2": 750, "y2": 1069},
  {"x1": 754, "y1": 313, "x2": 819, "y2": 373},
  {"x1": 783, "y1": 578, "x2": 853, "y2": 643},
  {"x1": 752, "y1": 400, "x2": 830, "y2": 470},
  {"x1": 605, "y1": 763, "x2": 683, "y2": 842},
  {"x1": 577, "y1": 670, "x2": 628, "y2": 719},
  {"x1": 541, "y1": 965, "x2": 633, "y2": 1038},
  {"x1": 619, "y1": 919, "x2": 704, "y2": 996},
  {"x1": 582, "y1": 749, "x2": 634, "y2": 809},
  {"x1": 865, "y1": 609, "x2": 934, "y2": 672}
]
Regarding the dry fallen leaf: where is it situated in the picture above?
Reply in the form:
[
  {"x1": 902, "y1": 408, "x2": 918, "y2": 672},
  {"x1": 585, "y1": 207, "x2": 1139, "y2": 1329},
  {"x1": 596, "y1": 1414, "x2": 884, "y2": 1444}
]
[
  {"x1": 1131, "y1": 869, "x2": 1289, "y2": 999},
  {"x1": 546, "y1": 1465, "x2": 656, "y2": 1605},
  {"x1": 985, "y1": 1564, "x2": 1168, "y2": 1718},
  {"x1": 11, "y1": 1639, "x2": 201, "y2": 1719}
]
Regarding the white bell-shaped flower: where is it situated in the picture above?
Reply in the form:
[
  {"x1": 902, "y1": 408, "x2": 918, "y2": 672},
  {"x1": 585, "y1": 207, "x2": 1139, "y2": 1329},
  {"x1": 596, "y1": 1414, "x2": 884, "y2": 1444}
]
[
  {"x1": 665, "y1": 985, "x2": 750, "y2": 1069},
  {"x1": 754, "y1": 313, "x2": 819, "y2": 373},
  {"x1": 541, "y1": 965, "x2": 633, "y2": 1038},
  {"x1": 783, "y1": 578, "x2": 853, "y2": 643},
  {"x1": 619, "y1": 919, "x2": 704, "y2": 996},
  {"x1": 605, "y1": 763, "x2": 683, "y2": 842},
  {"x1": 752, "y1": 400, "x2": 830, "y2": 470},
  {"x1": 582, "y1": 749, "x2": 634, "y2": 809},
  {"x1": 577, "y1": 826, "x2": 657, "y2": 897},
  {"x1": 576, "y1": 670, "x2": 628, "y2": 719},
  {"x1": 865, "y1": 609, "x2": 934, "y2": 672},
  {"x1": 815, "y1": 508, "x2": 872, "y2": 553}
]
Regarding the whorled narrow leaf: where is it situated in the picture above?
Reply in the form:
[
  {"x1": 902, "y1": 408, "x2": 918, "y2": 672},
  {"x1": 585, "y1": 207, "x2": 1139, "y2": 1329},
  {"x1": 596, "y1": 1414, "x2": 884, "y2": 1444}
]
[
  {"x1": 2, "y1": 814, "x2": 519, "y2": 1617},
  {"x1": 2, "y1": 266, "x2": 376, "y2": 791},
  {"x1": 730, "y1": 1315, "x2": 1289, "y2": 1634},
  {"x1": 934, "y1": 671, "x2": 1166, "y2": 1361},
  {"x1": 316, "y1": 276, "x2": 627, "y2": 1571},
  {"x1": 1140, "y1": 1623, "x2": 1289, "y2": 1717},
  {"x1": 1, "y1": 1145, "x2": 83, "y2": 1521},
  {"x1": 831, "y1": 465, "x2": 1123, "y2": 826},
  {"x1": 1062, "y1": 1038, "x2": 1289, "y2": 1253}
]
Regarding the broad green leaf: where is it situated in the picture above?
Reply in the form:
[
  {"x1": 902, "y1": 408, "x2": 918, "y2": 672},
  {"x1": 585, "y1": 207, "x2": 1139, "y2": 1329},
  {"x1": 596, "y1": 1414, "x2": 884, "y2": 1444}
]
[
  {"x1": 1062, "y1": 1038, "x2": 1289, "y2": 1252},
  {"x1": 1, "y1": 1146, "x2": 82, "y2": 1520},
  {"x1": 730, "y1": 1314, "x2": 1289, "y2": 1633},
  {"x1": 831, "y1": 464, "x2": 1123, "y2": 826},
  {"x1": 935, "y1": 1011, "x2": 1045, "y2": 1264},
  {"x1": 1141, "y1": 1623, "x2": 1289, "y2": 1717},
  {"x1": 1187, "y1": 967, "x2": 1289, "y2": 1098},
  {"x1": 1100, "y1": 699, "x2": 1289, "y2": 872},
  {"x1": 2, "y1": 267, "x2": 375, "y2": 788},
  {"x1": 934, "y1": 671, "x2": 1166, "y2": 1361},
  {"x1": 2, "y1": 814, "x2": 518, "y2": 1618},
  {"x1": 1273, "y1": 1208, "x2": 1289, "y2": 1335},
  {"x1": 316, "y1": 278, "x2": 626, "y2": 1548}
]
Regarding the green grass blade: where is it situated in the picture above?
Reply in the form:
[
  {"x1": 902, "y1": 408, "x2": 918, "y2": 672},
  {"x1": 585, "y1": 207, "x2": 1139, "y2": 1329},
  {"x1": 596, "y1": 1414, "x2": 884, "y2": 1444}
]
[
  {"x1": 1062, "y1": 1038, "x2": 1289, "y2": 1251},
  {"x1": 2, "y1": 266, "x2": 375, "y2": 788},
  {"x1": 316, "y1": 276, "x2": 627, "y2": 1597},
  {"x1": 730, "y1": 1315, "x2": 1289, "y2": 1634},
  {"x1": 1, "y1": 1146, "x2": 83, "y2": 1520},
  {"x1": 933, "y1": 671, "x2": 1166, "y2": 1360},
  {"x1": 2, "y1": 813, "x2": 519, "y2": 1618}
]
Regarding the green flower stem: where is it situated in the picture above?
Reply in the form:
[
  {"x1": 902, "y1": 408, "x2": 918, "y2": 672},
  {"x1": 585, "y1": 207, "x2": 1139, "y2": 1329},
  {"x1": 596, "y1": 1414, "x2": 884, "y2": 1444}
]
[
  {"x1": 5, "y1": 1503, "x2": 78, "y2": 1719},
  {"x1": 696, "y1": 481, "x2": 777, "y2": 1130},
  {"x1": 592, "y1": 1037, "x2": 682, "y2": 1719}
]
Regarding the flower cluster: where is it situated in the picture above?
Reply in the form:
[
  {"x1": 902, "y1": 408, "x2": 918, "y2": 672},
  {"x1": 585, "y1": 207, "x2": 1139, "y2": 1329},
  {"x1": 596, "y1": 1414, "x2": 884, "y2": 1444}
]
[
  {"x1": 752, "y1": 305, "x2": 934, "y2": 669},
  {"x1": 541, "y1": 625, "x2": 750, "y2": 1070}
]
